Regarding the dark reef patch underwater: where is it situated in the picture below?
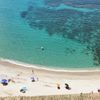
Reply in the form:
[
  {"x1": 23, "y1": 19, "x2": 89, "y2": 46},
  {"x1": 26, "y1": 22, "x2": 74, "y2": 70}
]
[{"x1": 21, "y1": 0, "x2": 100, "y2": 66}]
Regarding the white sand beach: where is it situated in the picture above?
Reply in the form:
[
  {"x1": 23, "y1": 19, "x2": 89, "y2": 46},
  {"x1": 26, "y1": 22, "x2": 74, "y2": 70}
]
[{"x1": 0, "y1": 59, "x2": 100, "y2": 97}]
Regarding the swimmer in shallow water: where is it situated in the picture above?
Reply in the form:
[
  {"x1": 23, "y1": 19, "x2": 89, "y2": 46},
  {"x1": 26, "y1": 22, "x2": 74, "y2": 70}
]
[{"x1": 40, "y1": 46, "x2": 45, "y2": 51}]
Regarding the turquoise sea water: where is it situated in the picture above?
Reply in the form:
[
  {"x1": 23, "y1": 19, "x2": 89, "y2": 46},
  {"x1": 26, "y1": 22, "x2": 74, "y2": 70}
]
[{"x1": 0, "y1": 0, "x2": 100, "y2": 69}]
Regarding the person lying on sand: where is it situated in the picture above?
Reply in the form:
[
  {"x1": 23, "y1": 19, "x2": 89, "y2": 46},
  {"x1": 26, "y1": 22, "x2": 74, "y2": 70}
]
[
  {"x1": 65, "y1": 83, "x2": 71, "y2": 90},
  {"x1": 57, "y1": 83, "x2": 60, "y2": 89},
  {"x1": 8, "y1": 79, "x2": 15, "y2": 83},
  {"x1": 98, "y1": 89, "x2": 100, "y2": 93}
]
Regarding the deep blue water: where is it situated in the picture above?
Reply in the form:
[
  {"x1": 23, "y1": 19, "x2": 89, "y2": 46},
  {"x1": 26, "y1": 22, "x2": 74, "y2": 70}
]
[{"x1": 0, "y1": 0, "x2": 100, "y2": 69}]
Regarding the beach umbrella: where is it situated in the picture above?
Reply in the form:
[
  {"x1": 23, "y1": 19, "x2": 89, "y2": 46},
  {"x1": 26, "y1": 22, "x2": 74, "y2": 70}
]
[
  {"x1": 31, "y1": 75, "x2": 38, "y2": 82},
  {"x1": 1, "y1": 79, "x2": 8, "y2": 86},
  {"x1": 1, "y1": 79, "x2": 8, "y2": 83},
  {"x1": 20, "y1": 86, "x2": 28, "y2": 93}
]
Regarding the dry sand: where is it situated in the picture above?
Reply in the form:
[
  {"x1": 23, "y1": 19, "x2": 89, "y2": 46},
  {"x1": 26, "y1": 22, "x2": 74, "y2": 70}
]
[{"x1": 0, "y1": 59, "x2": 100, "y2": 97}]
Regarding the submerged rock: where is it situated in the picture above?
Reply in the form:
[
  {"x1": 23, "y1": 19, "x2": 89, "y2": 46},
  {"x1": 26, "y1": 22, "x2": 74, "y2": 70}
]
[{"x1": 20, "y1": 0, "x2": 100, "y2": 65}]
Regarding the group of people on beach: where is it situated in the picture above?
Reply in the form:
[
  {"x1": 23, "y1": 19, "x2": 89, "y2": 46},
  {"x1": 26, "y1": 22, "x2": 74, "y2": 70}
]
[
  {"x1": 0, "y1": 70, "x2": 71, "y2": 94},
  {"x1": 57, "y1": 83, "x2": 71, "y2": 90},
  {"x1": 1, "y1": 69, "x2": 100, "y2": 95},
  {"x1": 0, "y1": 75, "x2": 38, "y2": 93}
]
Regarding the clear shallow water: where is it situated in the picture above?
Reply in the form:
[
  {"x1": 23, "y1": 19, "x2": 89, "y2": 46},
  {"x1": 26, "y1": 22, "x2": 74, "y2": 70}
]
[{"x1": 0, "y1": 0, "x2": 100, "y2": 69}]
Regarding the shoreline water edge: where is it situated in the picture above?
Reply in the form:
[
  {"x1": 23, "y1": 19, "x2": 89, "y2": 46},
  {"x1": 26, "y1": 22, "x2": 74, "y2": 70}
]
[{"x1": 0, "y1": 58, "x2": 100, "y2": 73}]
